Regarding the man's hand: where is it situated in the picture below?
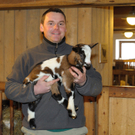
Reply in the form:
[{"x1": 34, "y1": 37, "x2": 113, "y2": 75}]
[
  {"x1": 34, "y1": 76, "x2": 59, "y2": 95},
  {"x1": 69, "y1": 66, "x2": 86, "y2": 86}
]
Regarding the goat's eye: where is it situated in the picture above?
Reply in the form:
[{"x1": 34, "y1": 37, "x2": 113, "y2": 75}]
[{"x1": 80, "y1": 54, "x2": 84, "y2": 59}]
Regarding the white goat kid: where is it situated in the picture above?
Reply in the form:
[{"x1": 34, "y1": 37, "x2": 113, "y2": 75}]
[{"x1": 23, "y1": 43, "x2": 98, "y2": 129}]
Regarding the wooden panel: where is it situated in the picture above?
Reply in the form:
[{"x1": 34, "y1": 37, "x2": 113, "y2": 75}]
[
  {"x1": 26, "y1": 9, "x2": 41, "y2": 49},
  {"x1": 97, "y1": 86, "x2": 135, "y2": 135},
  {"x1": 78, "y1": 7, "x2": 92, "y2": 44},
  {"x1": 4, "y1": 10, "x2": 15, "y2": 81},
  {"x1": 108, "y1": 6, "x2": 113, "y2": 85},
  {"x1": 39, "y1": 8, "x2": 47, "y2": 43},
  {"x1": 97, "y1": 87, "x2": 109, "y2": 135},
  {"x1": 10, "y1": 100, "x2": 14, "y2": 135},
  {"x1": 64, "y1": 8, "x2": 78, "y2": 46},
  {"x1": 0, "y1": 82, "x2": 5, "y2": 92},
  {"x1": 91, "y1": 7, "x2": 113, "y2": 85},
  {"x1": 109, "y1": 97, "x2": 135, "y2": 135},
  {"x1": 109, "y1": 86, "x2": 135, "y2": 98},
  {"x1": 0, "y1": 92, "x2": 2, "y2": 134},
  {"x1": 84, "y1": 96, "x2": 96, "y2": 135},
  {"x1": 0, "y1": 11, "x2": 4, "y2": 81},
  {"x1": 15, "y1": 10, "x2": 27, "y2": 60},
  {"x1": 0, "y1": 0, "x2": 135, "y2": 9}
]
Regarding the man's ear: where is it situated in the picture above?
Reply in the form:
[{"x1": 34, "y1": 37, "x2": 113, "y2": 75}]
[{"x1": 40, "y1": 24, "x2": 44, "y2": 32}]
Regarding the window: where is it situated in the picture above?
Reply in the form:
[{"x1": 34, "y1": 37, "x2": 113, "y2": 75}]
[{"x1": 115, "y1": 39, "x2": 135, "y2": 60}]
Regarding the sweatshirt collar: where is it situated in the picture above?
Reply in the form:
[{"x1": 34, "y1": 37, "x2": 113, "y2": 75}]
[{"x1": 43, "y1": 36, "x2": 66, "y2": 46}]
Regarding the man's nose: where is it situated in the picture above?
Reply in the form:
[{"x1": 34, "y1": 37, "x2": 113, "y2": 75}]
[{"x1": 54, "y1": 24, "x2": 59, "y2": 29}]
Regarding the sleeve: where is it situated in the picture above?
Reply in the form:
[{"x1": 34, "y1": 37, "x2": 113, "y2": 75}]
[
  {"x1": 76, "y1": 65, "x2": 102, "y2": 97},
  {"x1": 5, "y1": 53, "x2": 40, "y2": 103}
]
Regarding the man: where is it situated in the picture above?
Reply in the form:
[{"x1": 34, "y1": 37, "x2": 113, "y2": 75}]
[{"x1": 5, "y1": 8, "x2": 102, "y2": 135}]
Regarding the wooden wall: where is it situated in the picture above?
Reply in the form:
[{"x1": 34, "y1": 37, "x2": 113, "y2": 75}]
[
  {"x1": 0, "y1": 7, "x2": 113, "y2": 85},
  {"x1": 0, "y1": 7, "x2": 113, "y2": 135},
  {"x1": 97, "y1": 86, "x2": 135, "y2": 135},
  {"x1": 91, "y1": 7, "x2": 113, "y2": 86}
]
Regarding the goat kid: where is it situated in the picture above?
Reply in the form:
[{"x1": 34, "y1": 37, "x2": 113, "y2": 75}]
[{"x1": 23, "y1": 43, "x2": 98, "y2": 129}]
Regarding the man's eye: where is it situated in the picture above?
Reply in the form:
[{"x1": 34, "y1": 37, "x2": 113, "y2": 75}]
[
  {"x1": 48, "y1": 22, "x2": 54, "y2": 25},
  {"x1": 59, "y1": 23, "x2": 64, "y2": 26},
  {"x1": 49, "y1": 23, "x2": 53, "y2": 25}
]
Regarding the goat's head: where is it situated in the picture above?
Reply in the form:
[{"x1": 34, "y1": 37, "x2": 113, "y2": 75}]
[{"x1": 68, "y1": 43, "x2": 98, "y2": 69}]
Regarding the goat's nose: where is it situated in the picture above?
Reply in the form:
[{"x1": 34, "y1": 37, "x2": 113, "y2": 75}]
[
  {"x1": 86, "y1": 64, "x2": 91, "y2": 68},
  {"x1": 84, "y1": 63, "x2": 91, "y2": 68}
]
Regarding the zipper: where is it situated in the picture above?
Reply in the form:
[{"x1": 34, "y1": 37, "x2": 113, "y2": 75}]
[{"x1": 55, "y1": 43, "x2": 58, "y2": 57}]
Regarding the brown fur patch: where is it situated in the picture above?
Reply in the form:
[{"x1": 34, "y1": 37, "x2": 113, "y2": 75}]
[
  {"x1": 62, "y1": 69, "x2": 74, "y2": 94},
  {"x1": 42, "y1": 67, "x2": 53, "y2": 77},
  {"x1": 67, "y1": 51, "x2": 81, "y2": 66},
  {"x1": 28, "y1": 64, "x2": 42, "y2": 81},
  {"x1": 55, "y1": 56, "x2": 70, "y2": 75},
  {"x1": 56, "y1": 57, "x2": 60, "y2": 63},
  {"x1": 51, "y1": 82, "x2": 60, "y2": 95}
]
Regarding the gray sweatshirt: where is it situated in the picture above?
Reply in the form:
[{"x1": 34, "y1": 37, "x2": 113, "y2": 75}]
[{"x1": 5, "y1": 37, "x2": 102, "y2": 130}]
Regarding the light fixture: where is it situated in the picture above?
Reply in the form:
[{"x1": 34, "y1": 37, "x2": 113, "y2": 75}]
[
  {"x1": 126, "y1": 7, "x2": 135, "y2": 25},
  {"x1": 124, "y1": 31, "x2": 133, "y2": 38}
]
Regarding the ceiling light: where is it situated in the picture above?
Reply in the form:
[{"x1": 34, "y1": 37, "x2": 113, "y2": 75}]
[
  {"x1": 126, "y1": 17, "x2": 135, "y2": 25},
  {"x1": 124, "y1": 32, "x2": 133, "y2": 38},
  {"x1": 126, "y1": 7, "x2": 135, "y2": 25}
]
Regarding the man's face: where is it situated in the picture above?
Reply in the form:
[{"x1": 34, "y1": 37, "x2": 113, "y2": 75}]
[{"x1": 40, "y1": 12, "x2": 67, "y2": 43}]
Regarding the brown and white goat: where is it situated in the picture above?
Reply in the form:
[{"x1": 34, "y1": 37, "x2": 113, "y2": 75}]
[{"x1": 23, "y1": 43, "x2": 98, "y2": 129}]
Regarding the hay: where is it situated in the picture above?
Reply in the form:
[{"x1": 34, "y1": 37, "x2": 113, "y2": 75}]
[{"x1": 2, "y1": 107, "x2": 22, "y2": 135}]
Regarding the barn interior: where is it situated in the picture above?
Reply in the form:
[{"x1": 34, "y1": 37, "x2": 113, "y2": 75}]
[{"x1": 0, "y1": 1, "x2": 135, "y2": 135}]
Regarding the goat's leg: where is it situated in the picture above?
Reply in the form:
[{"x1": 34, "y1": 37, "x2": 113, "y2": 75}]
[
  {"x1": 67, "y1": 86, "x2": 77, "y2": 119},
  {"x1": 51, "y1": 82, "x2": 68, "y2": 108},
  {"x1": 62, "y1": 74, "x2": 77, "y2": 119},
  {"x1": 28, "y1": 97, "x2": 42, "y2": 129}
]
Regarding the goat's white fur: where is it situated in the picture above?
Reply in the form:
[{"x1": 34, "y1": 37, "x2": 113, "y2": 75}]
[{"x1": 28, "y1": 108, "x2": 35, "y2": 121}]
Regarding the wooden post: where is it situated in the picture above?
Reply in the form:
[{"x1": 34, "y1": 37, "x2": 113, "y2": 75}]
[
  {"x1": 0, "y1": 92, "x2": 2, "y2": 135},
  {"x1": 10, "y1": 100, "x2": 14, "y2": 135}
]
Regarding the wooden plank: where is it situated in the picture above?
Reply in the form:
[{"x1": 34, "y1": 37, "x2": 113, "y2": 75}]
[
  {"x1": 0, "y1": 92, "x2": 2, "y2": 135},
  {"x1": 0, "y1": 82, "x2": 5, "y2": 92},
  {"x1": 126, "y1": 98, "x2": 135, "y2": 135},
  {"x1": 109, "y1": 86, "x2": 135, "y2": 98},
  {"x1": 84, "y1": 96, "x2": 96, "y2": 135},
  {"x1": 39, "y1": 8, "x2": 47, "y2": 43},
  {"x1": 109, "y1": 97, "x2": 135, "y2": 135},
  {"x1": 10, "y1": 100, "x2": 14, "y2": 135},
  {"x1": 0, "y1": 0, "x2": 135, "y2": 9},
  {"x1": 113, "y1": 69, "x2": 135, "y2": 75},
  {"x1": 4, "y1": 10, "x2": 15, "y2": 81},
  {"x1": 91, "y1": 7, "x2": 99, "y2": 69},
  {"x1": 26, "y1": 9, "x2": 41, "y2": 49},
  {"x1": 97, "y1": 86, "x2": 109, "y2": 135},
  {"x1": 78, "y1": 7, "x2": 92, "y2": 44},
  {"x1": 64, "y1": 8, "x2": 78, "y2": 46},
  {"x1": 0, "y1": 11, "x2": 4, "y2": 82},
  {"x1": 108, "y1": 6, "x2": 113, "y2": 85},
  {"x1": 14, "y1": 10, "x2": 27, "y2": 60}
]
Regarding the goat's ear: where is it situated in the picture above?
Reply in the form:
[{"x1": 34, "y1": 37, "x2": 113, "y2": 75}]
[
  {"x1": 90, "y1": 43, "x2": 98, "y2": 49},
  {"x1": 72, "y1": 46, "x2": 79, "y2": 52}
]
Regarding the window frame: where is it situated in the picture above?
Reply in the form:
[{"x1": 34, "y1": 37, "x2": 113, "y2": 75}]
[{"x1": 116, "y1": 40, "x2": 135, "y2": 60}]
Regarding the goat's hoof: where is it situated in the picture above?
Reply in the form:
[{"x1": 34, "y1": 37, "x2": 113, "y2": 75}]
[
  {"x1": 75, "y1": 105, "x2": 79, "y2": 111},
  {"x1": 68, "y1": 110, "x2": 77, "y2": 119},
  {"x1": 29, "y1": 119, "x2": 36, "y2": 129},
  {"x1": 72, "y1": 115, "x2": 77, "y2": 119},
  {"x1": 31, "y1": 126, "x2": 36, "y2": 130}
]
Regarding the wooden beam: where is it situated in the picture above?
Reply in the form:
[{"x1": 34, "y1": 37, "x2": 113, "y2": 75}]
[
  {"x1": 109, "y1": 86, "x2": 135, "y2": 98},
  {"x1": 0, "y1": 0, "x2": 135, "y2": 9}
]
